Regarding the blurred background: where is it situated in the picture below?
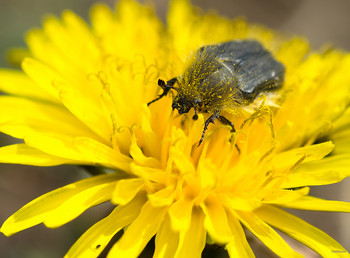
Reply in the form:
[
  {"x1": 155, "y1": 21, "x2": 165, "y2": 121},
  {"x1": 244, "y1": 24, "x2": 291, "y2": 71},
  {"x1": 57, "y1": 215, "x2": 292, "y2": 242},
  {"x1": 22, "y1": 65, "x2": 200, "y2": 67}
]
[{"x1": 0, "y1": 0, "x2": 349, "y2": 257}]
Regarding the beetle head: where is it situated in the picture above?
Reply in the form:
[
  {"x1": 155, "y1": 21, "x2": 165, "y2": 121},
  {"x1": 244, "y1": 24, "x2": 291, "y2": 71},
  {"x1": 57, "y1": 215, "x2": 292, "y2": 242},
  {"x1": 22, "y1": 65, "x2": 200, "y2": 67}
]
[{"x1": 172, "y1": 96, "x2": 193, "y2": 114}]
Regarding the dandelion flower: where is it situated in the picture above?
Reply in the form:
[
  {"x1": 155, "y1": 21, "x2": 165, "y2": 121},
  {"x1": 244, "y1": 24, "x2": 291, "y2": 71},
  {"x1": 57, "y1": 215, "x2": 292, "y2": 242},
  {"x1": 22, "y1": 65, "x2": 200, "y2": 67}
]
[{"x1": 1, "y1": 0, "x2": 350, "y2": 257}]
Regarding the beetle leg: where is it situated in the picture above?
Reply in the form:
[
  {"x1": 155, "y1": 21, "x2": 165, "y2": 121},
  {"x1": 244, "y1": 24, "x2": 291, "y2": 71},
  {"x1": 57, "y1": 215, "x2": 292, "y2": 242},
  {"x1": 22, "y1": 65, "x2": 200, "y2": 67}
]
[
  {"x1": 192, "y1": 98, "x2": 202, "y2": 120},
  {"x1": 147, "y1": 77, "x2": 178, "y2": 106},
  {"x1": 218, "y1": 115, "x2": 235, "y2": 132},
  {"x1": 198, "y1": 111, "x2": 220, "y2": 146},
  {"x1": 218, "y1": 115, "x2": 240, "y2": 153},
  {"x1": 193, "y1": 106, "x2": 199, "y2": 120}
]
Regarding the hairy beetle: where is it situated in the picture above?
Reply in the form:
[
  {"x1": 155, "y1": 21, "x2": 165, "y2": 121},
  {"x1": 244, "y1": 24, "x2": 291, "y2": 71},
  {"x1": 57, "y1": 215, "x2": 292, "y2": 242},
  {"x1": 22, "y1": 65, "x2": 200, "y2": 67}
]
[{"x1": 148, "y1": 40, "x2": 285, "y2": 146}]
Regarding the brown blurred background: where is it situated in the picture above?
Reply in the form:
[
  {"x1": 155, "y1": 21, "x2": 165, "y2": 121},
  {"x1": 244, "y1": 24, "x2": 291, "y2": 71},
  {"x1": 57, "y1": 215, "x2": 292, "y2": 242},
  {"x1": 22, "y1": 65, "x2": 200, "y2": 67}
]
[{"x1": 0, "y1": 0, "x2": 349, "y2": 257}]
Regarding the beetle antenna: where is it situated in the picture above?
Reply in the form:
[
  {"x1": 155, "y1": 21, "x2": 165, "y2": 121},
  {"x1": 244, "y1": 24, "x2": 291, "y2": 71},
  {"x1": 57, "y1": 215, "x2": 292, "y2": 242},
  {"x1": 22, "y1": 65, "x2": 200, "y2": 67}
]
[{"x1": 147, "y1": 78, "x2": 178, "y2": 106}]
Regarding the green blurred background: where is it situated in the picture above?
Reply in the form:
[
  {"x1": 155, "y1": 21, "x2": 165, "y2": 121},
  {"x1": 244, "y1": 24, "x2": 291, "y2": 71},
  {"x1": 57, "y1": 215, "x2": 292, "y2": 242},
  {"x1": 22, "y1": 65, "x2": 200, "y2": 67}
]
[{"x1": 0, "y1": 0, "x2": 349, "y2": 257}]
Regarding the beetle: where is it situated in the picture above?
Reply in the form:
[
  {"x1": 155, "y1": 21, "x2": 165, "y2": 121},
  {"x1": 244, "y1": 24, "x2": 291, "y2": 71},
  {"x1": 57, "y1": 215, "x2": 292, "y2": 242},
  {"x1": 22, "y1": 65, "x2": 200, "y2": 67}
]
[{"x1": 148, "y1": 40, "x2": 285, "y2": 146}]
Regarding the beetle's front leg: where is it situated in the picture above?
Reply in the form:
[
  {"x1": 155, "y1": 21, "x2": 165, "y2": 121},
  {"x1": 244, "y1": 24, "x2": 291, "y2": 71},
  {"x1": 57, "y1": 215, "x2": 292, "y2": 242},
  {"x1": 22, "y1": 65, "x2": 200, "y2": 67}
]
[{"x1": 198, "y1": 110, "x2": 220, "y2": 146}]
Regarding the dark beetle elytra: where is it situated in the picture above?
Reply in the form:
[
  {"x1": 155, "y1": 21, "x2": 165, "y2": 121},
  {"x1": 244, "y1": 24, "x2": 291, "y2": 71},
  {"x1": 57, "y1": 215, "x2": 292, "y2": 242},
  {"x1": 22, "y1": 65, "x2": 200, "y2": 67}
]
[{"x1": 148, "y1": 40, "x2": 285, "y2": 146}]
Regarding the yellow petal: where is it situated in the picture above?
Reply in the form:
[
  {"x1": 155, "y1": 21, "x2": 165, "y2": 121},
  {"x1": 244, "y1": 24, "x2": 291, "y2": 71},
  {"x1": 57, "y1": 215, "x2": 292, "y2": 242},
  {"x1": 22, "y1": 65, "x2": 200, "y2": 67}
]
[
  {"x1": 226, "y1": 214, "x2": 255, "y2": 258},
  {"x1": 65, "y1": 194, "x2": 146, "y2": 258},
  {"x1": 112, "y1": 178, "x2": 145, "y2": 205},
  {"x1": 1, "y1": 174, "x2": 126, "y2": 236},
  {"x1": 0, "y1": 96, "x2": 96, "y2": 140},
  {"x1": 154, "y1": 215, "x2": 180, "y2": 258},
  {"x1": 235, "y1": 210, "x2": 303, "y2": 258},
  {"x1": 44, "y1": 180, "x2": 117, "y2": 228},
  {"x1": 201, "y1": 197, "x2": 232, "y2": 243},
  {"x1": 21, "y1": 57, "x2": 64, "y2": 100},
  {"x1": 333, "y1": 135, "x2": 350, "y2": 155},
  {"x1": 6, "y1": 47, "x2": 31, "y2": 67},
  {"x1": 90, "y1": 4, "x2": 115, "y2": 36},
  {"x1": 24, "y1": 133, "x2": 93, "y2": 162},
  {"x1": 110, "y1": 0, "x2": 162, "y2": 61},
  {"x1": 130, "y1": 135, "x2": 161, "y2": 168},
  {"x1": 168, "y1": 198, "x2": 194, "y2": 231},
  {"x1": 24, "y1": 135, "x2": 131, "y2": 171},
  {"x1": 72, "y1": 137, "x2": 132, "y2": 171},
  {"x1": 130, "y1": 163, "x2": 166, "y2": 184},
  {"x1": 148, "y1": 186, "x2": 176, "y2": 207},
  {"x1": 108, "y1": 201, "x2": 168, "y2": 257},
  {"x1": 332, "y1": 108, "x2": 350, "y2": 154},
  {"x1": 22, "y1": 58, "x2": 111, "y2": 141},
  {"x1": 139, "y1": 105, "x2": 162, "y2": 159},
  {"x1": 171, "y1": 146, "x2": 195, "y2": 175},
  {"x1": 255, "y1": 205, "x2": 350, "y2": 257},
  {"x1": 0, "y1": 144, "x2": 75, "y2": 166},
  {"x1": 25, "y1": 28, "x2": 50, "y2": 64},
  {"x1": 280, "y1": 195, "x2": 350, "y2": 212},
  {"x1": 222, "y1": 196, "x2": 261, "y2": 212},
  {"x1": 61, "y1": 10, "x2": 101, "y2": 69},
  {"x1": 174, "y1": 207, "x2": 206, "y2": 258},
  {"x1": 272, "y1": 141, "x2": 334, "y2": 171},
  {"x1": 261, "y1": 187, "x2": 309, "y2": 204},
  {"x1": 282, "y1": 154, "x2": 350, "y2": 188},
  {"x1": 0, "y1": 69, "x2": 56, "y2": 102}
]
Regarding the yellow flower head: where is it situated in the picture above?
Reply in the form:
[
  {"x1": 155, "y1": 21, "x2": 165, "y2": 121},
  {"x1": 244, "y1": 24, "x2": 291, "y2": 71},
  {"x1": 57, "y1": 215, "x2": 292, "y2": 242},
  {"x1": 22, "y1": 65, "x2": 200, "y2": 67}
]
[{"x1": 1, "y1": 0, "x2": 350, "y2": 257}]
